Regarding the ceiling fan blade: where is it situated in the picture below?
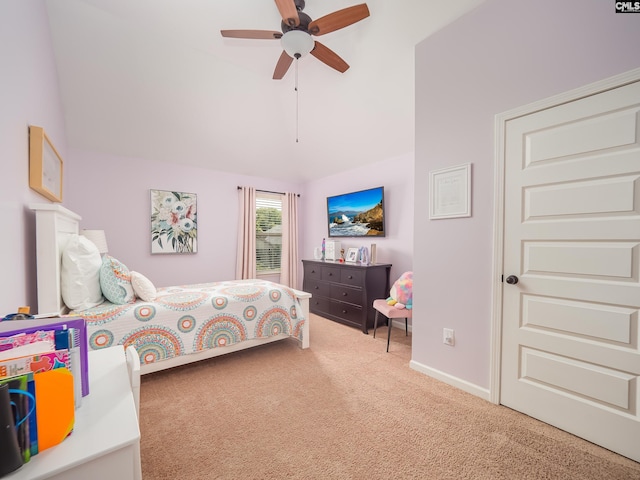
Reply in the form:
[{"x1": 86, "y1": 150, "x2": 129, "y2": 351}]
[
  {"x1": 308, "y1": 4, "x2": 370, "y2": 36},
  {"x1": 273, "y1": 51, "x2": 294, "y2": 79},
  {"x1": 310, "y1": 41, "x2": 349, "y2": 73},
  {"x1": 274, "y1": 0, "x2": 300, "y2": 27},
  {"x1": 221, "y1": 30, "x2": 282, "y2": 40}
]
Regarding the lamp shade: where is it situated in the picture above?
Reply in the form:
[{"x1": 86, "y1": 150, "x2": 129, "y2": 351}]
[
  {"x1": 280, "y1": 30, "x2": 314, "y2": 59},
  {"x1": 81, "y1": 229, "x2": 109, "y2": 254}
]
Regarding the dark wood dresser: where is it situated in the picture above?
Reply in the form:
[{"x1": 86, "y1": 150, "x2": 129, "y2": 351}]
[{"x1": 302, "y1": 259, "x2": 392, "y2": 334}]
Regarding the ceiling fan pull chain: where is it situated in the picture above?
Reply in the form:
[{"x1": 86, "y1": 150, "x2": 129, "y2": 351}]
[{"x1": 295, "y1": 57, "x2": 299, "y2": 143}]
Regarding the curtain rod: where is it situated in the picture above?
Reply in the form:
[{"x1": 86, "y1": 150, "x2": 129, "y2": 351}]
[{"x1": 237, "y1": 186, "x2": 300, "y2": 197}]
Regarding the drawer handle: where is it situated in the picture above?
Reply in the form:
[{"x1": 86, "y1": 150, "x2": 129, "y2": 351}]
[
  {"x1": 329, "y1": 273, "x2": 333, "y2": 276},
  {"x1": 342, "y1": 309, "x2": 347, "y2": 314},
  {"x1": 315, "y1": 286, "x2": 319, "y2": 290},
  {"x1": 342, "y1": 292, "x2": 347, "y2": 296},
  {"x1": 347, "y1": 275, "x2": 353, "y2": 279}
]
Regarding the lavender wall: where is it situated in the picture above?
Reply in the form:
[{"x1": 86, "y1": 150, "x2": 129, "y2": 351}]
[
  {"x1": 413, "y1": 0, "x2": 640, "y2": 390},
  {"x1": 65, "y1": 149, "x2": 303, "y2": 288},
  {"x1": 0, "y1": 0, "x2": 67, "y2": 315},
  {"x1": 64, "y1": 149, "x2": 414, "y2": 292},
  {"x1": 301, "y1": 152, "x2": 415, "y2": 285}
]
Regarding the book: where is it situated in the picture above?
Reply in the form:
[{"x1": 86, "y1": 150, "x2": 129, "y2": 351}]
[
  {"x1": 52, "y1": 328, "x2": 82, "y2": 408},
  {"x1": 0, "y1": 350, "x2": 70, "y2": 379},
  {"x1": 69, "y1": 328, "x2": 83, "y2": 409},
  {"x1": 0, "y1": 318, "x2": 89, "y2": 397},
  {"x1": 0, "y1": 330, "x2": 54, "y2": 350},
  {"x1": 26, "y1": 375, "x2": 38, "y2": 456},
  {"x1": 0, "y1": 330, "x2": 56, "y2": 361}
]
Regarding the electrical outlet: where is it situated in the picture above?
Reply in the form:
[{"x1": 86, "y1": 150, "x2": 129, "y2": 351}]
[{"x1": 443, "y1": 328, "x2": 455, "y2": 346}]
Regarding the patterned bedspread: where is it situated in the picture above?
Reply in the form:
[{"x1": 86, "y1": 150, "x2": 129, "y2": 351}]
[{"x1": 70, "y1": 279, "x2": 305, "y2": 366}]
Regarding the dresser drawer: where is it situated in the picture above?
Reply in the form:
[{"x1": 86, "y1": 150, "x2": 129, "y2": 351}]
[
  {"x1": 341, "y1": 268, "x2": 363, "y2": 287},
  {"x1": 304, "y1": 264, "x2": 322, "y2": 281},
  {"x1": 306, "y1": 280, "x2": 330, "y2": 298},
  {"x1": 330, "y1": 284, "x2": 363, "y2": 306},
  {"x1": 330, "y1": 301, "x2": 363, "y2": 324},
  {"x1": 310, "y1": 296, "x2": 331, "y2": 315},
  {"x1": 322, "y1": 265, "x2": 341, "y2": 281}
]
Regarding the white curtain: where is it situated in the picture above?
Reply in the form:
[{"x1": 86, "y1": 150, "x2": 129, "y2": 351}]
[
  {"x1": 280, "y1": 192, "x2": 299, "y2": 288},
  {"x1": 236, "y1": 186, "x2": 256, "y2": 280}
]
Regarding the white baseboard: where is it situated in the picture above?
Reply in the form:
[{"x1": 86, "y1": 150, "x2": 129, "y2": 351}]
[
  {"x1": 390, "y1": 318, "x2": 412, "y2": 333},
  {"x1": 409, "y1": 360, "x2": 491, "y2": 402}
]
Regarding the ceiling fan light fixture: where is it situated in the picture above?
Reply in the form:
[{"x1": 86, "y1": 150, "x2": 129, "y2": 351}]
[{"x1": 281, "y1": 30, "x2": 314, "y2": 59}]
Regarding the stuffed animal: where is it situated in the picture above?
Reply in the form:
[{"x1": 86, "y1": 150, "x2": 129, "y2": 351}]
[{"x1": 387, "y1": 271, "x2": 413, "y2": 310}]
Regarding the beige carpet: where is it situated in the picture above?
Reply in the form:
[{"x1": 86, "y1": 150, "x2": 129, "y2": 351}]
[{"x1": 139, "y1": 314, "x2": 640, "y2": 479}]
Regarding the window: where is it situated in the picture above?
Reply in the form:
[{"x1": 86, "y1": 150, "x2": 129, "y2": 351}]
[{"x1": 256, "y1": 193, "x2": 282, "y2": 274}]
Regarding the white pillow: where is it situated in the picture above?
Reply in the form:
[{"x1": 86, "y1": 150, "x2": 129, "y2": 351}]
[
  {"x1": 61, "y1": 235, "x2": 105, "y2": 311},
  {"x1": 130, "y1": 271, "x2": 157, "y2": 302}
]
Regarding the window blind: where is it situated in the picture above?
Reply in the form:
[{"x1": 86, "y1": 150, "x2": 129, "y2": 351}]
[{"x1": 256, "y1": 193, "x2": 282, "y2": 273}]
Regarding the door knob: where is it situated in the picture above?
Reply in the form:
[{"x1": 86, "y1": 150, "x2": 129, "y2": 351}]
[{"x1": 505, "y1": 275, "x2": 519, "y2": 285}]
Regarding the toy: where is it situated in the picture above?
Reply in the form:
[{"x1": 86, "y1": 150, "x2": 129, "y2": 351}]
[{"x1": 387, "y1": 271, "x2": 413, "y2": 310}]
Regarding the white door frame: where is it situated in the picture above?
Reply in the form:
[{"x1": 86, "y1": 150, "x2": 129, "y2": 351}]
[{"x1": 489, "y1": 67, "x2": 640, "y2": 404}]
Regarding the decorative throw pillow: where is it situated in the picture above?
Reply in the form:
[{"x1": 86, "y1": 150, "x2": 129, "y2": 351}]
[
  {"x1": 100, "y1": 255, "x2": 136, "y2": 304},
  {"x1": 61, "y1": 234, "x2": 105, "y2": 311},
  {"x1": 130, "y1": 271, "x2": 157, "y2": 302}
]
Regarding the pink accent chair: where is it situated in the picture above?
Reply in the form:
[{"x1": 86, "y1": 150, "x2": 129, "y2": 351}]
[{"x1": 372, "y1": 299, "x2": 412, "y2": 352}]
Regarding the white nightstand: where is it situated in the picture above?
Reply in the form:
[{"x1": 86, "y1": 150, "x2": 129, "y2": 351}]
[{"x1": 7, "y1": 346, "x2": 141, "y2": 480}]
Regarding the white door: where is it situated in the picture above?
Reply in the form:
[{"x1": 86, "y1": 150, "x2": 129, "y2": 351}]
[{"x1": 500, "y1": 79, "x2": 640, "y2": 461}]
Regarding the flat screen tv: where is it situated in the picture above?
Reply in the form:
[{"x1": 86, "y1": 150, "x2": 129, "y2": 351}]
[{"x1": 327, "y1": 186, "x2": 385, "y2": 237}]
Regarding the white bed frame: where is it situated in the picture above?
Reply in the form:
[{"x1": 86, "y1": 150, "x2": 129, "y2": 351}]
[{"x1": 30, "y1": 203, "x2": 311, "y2": 375}]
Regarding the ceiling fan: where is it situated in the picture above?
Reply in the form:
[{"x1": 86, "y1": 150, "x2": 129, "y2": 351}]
[{"x1": 221, "y1": 0, "x2": 370, "y2": 79}]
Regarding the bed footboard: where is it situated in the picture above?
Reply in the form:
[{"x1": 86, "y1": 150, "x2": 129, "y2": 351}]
[{"x1": 293, "y1": 288, "x2": 311, "y2": 349}]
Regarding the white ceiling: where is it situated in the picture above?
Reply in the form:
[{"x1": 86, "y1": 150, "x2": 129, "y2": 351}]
[{"x1": 45, "y1": 0, "x2": 482, "y2": 182}]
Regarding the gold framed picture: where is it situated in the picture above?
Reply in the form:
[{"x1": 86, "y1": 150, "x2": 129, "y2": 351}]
[{"x1": 29, "y1": 125, "x2": 63, "y2": 202}]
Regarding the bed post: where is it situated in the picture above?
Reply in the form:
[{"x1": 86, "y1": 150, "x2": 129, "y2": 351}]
[
  {"x1": 29, "y1": 204, "x2": 81, "y2": 316},
  {"x1": 293, "y1": 289, "x2": 311, "y2": 349}
]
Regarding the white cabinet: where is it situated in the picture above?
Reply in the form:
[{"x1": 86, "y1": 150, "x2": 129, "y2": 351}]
[{"x1": 7, "y1": 346, "x2": 141, "y2": 480}]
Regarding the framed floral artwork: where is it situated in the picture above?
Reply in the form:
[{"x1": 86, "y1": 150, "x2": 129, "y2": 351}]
[{"x1": 150, "y1": 189, "x2": 197, "y2": 254}]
